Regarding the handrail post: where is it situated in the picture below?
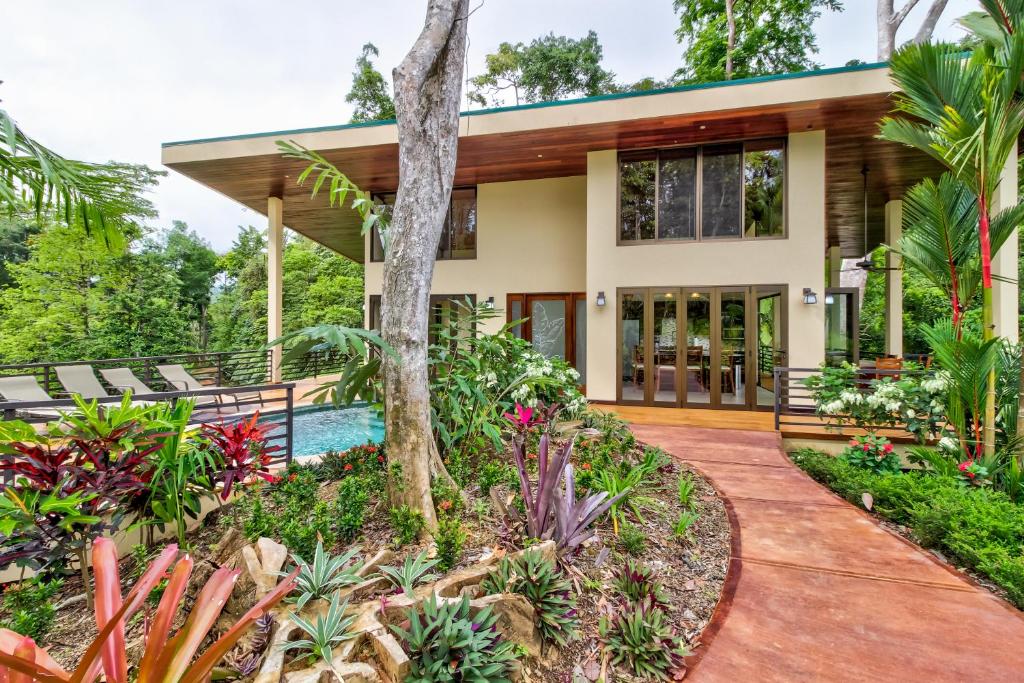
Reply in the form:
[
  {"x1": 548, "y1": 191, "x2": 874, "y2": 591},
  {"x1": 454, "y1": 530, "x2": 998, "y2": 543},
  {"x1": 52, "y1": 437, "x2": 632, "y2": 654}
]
[
  {"x1": 285, "y1": 385, "x2": 294, "y2": 468},
  {"x1": 216, "y1": 353, "x2": 224, "y2": 387},
  {"x1": 43, "y1": 365, "x2": 52, "y2": 395},
  {"x1": 773, "y1": 367, "x2": 782, "y2": 431}
]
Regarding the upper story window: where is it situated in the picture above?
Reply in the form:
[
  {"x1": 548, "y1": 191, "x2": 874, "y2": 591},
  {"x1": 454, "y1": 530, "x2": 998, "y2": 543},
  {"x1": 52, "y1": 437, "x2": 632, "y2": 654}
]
[
  {"x1": 618, "y1": 139, "x2": 785, "y2": 244},
  {"x1": 370, "y1": 188, "x2": 478, "y2": 262}
]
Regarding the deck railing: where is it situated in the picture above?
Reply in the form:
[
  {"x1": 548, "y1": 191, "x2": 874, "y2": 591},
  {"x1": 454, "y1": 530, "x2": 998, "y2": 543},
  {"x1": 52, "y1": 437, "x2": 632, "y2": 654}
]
[{"x1": 772, "y1": 365, "x2": 930, "y2": 434}]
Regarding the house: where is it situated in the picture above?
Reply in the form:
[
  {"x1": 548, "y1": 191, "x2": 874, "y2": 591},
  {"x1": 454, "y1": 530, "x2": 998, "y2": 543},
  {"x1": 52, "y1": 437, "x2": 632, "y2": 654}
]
[{"x1": 161, "y1": 61, "x2": 1019, "y2": 413}]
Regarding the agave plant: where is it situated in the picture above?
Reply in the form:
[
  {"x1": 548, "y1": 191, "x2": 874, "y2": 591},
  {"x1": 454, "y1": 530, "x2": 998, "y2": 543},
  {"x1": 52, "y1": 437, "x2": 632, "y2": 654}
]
[
  {"x1": 288, "y1": 542, "x2": 365, "y2": 609},
  {"x1": 0, "y1": 536, "x2": 298, "y2": 683},
  {"x1": 379, "y1": 550, "x2": 441, "y2": 598},
  {"x1": 282, "y1": 591, "x2": 358, "y2": 664}
]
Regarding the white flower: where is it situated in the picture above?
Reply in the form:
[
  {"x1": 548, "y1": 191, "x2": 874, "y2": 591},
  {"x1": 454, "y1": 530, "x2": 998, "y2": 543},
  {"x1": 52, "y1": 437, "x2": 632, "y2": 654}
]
[{"x1": 939, "y1": 436, "x2": 959, "y2": 452}]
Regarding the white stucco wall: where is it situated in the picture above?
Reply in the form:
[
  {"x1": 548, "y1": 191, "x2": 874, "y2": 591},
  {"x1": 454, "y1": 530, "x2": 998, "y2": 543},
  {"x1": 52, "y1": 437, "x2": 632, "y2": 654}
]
[
  {"x1": 363, "y1": 175, "x2": 588, "y2": 334},
  {"x1": 584, "y1": 130, "x2": 827, "y2": 401}
]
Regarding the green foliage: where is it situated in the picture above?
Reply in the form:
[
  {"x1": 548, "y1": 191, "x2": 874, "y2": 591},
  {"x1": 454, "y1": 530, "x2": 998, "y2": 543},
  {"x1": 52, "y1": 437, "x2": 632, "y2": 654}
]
[
  {"x1": 392, "y1": 593, "x2": 519, "y2": 682},
  {"x1": 596, "y1": 467, "x2": 646, "y2": 532},
  {"x1": 435, "y1": 516, "x2": 467, "y2": 572},
  {"x1": 613, "y1": 560, "x2": 668, "y2": 612},
  {"x1": 618, "y1": 523, "x2": 647, "y2": 555},
  {"x1": 673, "y1": 0, "x2": 842, "y2": 83},
  {"x1": 0, "y1": 576, "x2": 63, "y2": 641},
  {"x1": 469, "y1": 31, "x2": 615, "y2": 106},
  {"x1": 346, "y1": 43, "x2": 396, "y2": 123},
  {"x1": 792, "y1": 448, "x2": 1024, "y2": 607},
  {"x1": 839, "y1": 435, "x2": 902, "y2": 475},
  {"x1": 672, "y1": 510, "x2": 700, "y2": 541},
  {"x1": 478, "y1": 460, "x2": 516, "y2": 497},
  {"x1": 283, "y1": 591, "x2": 357, "y2": 664},
  {"x1": 677, "y1": 473, "x2": 696, "y2": 508},
  {"x1": 389, "y1": 505, "x2": 426, "y2": 547},
  {"x1": 481, "y1": 549, "x2": 579, "y2": 646},
  {"x1": 233, "y1": 468, "x2": 336, "y2": 561},
  {"x1": 599, "y1": 600, "x2": 688, "y2": 680},
  {"x1": 379, "y1": 549, "x2": 441, "y2": 598},
  {"x1": 288, "y1": 541, "x2": 364, "y2": 610},
  {"x1": 335, "y1": 475, "x2": 370, "y2": 542},
  {"x1": 279, "y1": 501, "x2": 335, "y2": 564}
]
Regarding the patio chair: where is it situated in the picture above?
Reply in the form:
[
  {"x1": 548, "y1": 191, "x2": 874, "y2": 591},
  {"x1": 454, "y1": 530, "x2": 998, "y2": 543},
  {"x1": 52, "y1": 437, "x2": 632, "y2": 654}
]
[
  {"x1": 99, "y1": 368, "x2": 157, "y2": 396},
  {"x1": 56, "y1": 364, "x2": 155, "y2": 406},
  {"x1": 156, "y1": 364, "x2": 263, "y2": 413},
  {"x1": 0, "y1": 375, "x2": 64, "y2": 419}
]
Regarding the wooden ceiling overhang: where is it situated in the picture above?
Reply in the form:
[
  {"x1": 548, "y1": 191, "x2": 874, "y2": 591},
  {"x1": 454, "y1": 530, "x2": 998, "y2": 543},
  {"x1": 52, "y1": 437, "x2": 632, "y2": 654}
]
[{"x1": 163, "y1": 63, "x2": 943, "y2": 262}]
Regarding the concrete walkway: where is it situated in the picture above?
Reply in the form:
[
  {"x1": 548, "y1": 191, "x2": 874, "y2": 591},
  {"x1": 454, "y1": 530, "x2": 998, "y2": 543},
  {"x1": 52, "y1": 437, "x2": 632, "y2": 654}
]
[{"x1": 630, "y1": 424, "x2": 1024, "y2": 682}]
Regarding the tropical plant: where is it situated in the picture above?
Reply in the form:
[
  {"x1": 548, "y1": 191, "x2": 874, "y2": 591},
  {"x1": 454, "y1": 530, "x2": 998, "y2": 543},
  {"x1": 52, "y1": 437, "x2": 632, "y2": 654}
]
[
  {"x1": 389, "y1": 505, "x2": 426, "y2": 547},
  {"x1": 618, "y1": 523, "x2": 646, "y2": 555},
  {"x1": 613, "y1": 560, "x2": 669, "y2": 611},
  {"x1": 481, "y1": 549, "x2": 579, "y2": 646},
  {"x1": 201, "y1": 412, "x2": 280, "y2": 499},
  {"x1": 287, "y1": 542, "x2": 364, "y2": 610},
  {"x1": 672, "y1": 509, "x2": 701, "y2": 542},
  {"x1": 0, "y1": 536, "x2": 298, "y2": 682},
  {"x1": 282, "y1": 591, "x2": 358, "y2": 665},
  {"x1": 0, "y1": 577, "x2": 63, "y2": 642},
  {"x1": 335, "y1": 475, "x2": 370, "y2": 542},
  {"x1": 379, "y1": 550, "x2": 441, "y2": 598},
  {"x1": 677, "y1": 473, "x2": 696, "y2": 508},
  {"x1": 879, "y1": 3, "x2": 1024, "y2": 457},
  {"x1": 600, "y1": 600, "x2": 688, "y2": 681},
  {"x1": 596, "y1": 468, "x2": 646, "y2": 535},
  {"x1": 434, "y1": 516, "x2": 467, "y2": 572},
  {"x1": 391, "y1": 594, "x2": 518, "y2": 683},
  {"x1": 840, "y1": 435, "x2": 902, "y2": 475}
]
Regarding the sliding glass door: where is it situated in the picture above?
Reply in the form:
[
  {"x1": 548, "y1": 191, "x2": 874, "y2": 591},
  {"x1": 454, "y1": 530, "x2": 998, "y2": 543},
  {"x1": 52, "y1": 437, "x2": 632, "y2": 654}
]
[{"x1": 619, "y1": 286, "x2": 786, "y2": 410}]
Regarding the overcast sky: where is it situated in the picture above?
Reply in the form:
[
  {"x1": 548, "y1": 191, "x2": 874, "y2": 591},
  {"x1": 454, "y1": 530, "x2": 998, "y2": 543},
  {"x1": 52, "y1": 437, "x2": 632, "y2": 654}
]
[{"x1": 2, "y1": 0, "x2": 978, "y2": 252}]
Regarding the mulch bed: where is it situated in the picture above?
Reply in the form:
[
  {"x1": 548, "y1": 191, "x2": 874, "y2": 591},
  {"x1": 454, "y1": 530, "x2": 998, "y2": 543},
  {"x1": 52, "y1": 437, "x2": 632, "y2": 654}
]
[{"x1": 5, "y1": 433, "x2": 731, "y2": 681}]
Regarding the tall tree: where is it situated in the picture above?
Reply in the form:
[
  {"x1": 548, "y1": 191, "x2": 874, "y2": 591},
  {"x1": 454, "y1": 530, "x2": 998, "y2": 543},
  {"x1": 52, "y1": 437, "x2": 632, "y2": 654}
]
[
  {"x1": 876, "y1": 0, "x2": 950, "y2": 61},
  {"x1": 383, "y1": 0, "x2": 470, "y2": 529},
  {"x1": 156, "y1": 221, "x2": 219, "y2": 349},
  {"x1": 469, "y1": 31, "x2": 615, "y2": 106},
  {"x1": 673, "y1": 0, "x2": 842, "y2": 83},
  {"x1": 346, "y1": 43, "x2": 397, "y2": 123}
]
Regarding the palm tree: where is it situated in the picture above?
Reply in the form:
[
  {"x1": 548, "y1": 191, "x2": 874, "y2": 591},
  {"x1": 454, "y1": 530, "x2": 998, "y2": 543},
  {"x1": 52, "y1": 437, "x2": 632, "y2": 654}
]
[{"x1": 879, "y1": 2, "x2": 1024, "y2": 456}]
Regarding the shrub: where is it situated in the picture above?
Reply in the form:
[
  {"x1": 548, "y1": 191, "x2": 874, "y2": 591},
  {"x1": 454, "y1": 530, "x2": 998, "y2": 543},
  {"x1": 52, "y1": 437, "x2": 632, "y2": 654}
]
[
  {"x1": 612, "y1": 560, "x2": 668, "y2": 611},
  {"x1": 481, "y1": 549, "x2": 579, "y2": 646},
  {"x1": 317, "y1": 443, "x2": 386, "y2": 482},
  {"x1": 335, "y1": 476, "x2": 370, "y2": 542},
  {"x1": 618, "y1": 523, "x2": 646, "y2": 555},
  {"x1": 839, "y1": 435, "x2": 902, "y2": 475},
  {"x1": 279, "y1": 501, "x2": 335, "y2": 563},
  {"x1": 389, "y1": 505, "x2": 425, "y2": 547},
  {"x1": 599, "y1": 600, "x2": 687, "y2": 680},
  {"x1": 478, "y1": 460, "x2": 515, "y2": 497},
  {"x1": 435, "y1": 517, "x2": 467, "y2": 572},
  {"x1": 0, "y1": 577, "x2": 62, "y2": 642},
  {"x1": 392, "y1": 593, "x2": 518, "y2": 682},
  {"x1": 791, "y1": 447, "x2": 1024, "y2": 607}
]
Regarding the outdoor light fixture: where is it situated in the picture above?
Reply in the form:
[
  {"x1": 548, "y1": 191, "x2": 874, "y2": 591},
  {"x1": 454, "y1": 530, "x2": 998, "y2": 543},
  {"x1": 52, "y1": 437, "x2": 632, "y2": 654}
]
[
  {"x1": 824, "y1": 293, "x2": 835, "y2": 305},
  {"x1": 485, "y1": 296, "x2": 495, "y2": 308},
  {"x1": 596, "y1": 291, "x2": 607, "y2": 307},
  {"x1": 802, "y1": 288, "x2": 818, "y2": 305}
]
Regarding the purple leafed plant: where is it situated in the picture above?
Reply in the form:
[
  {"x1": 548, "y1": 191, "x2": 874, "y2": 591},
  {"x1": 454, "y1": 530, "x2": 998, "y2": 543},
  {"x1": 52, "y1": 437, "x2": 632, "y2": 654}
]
[{"x1": 504, "y1": 405, "x2": 623, "y2": 553}]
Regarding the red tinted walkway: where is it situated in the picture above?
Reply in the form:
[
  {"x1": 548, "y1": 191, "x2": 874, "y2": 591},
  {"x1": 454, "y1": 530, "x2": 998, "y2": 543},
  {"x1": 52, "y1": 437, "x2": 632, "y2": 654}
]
[{"x1": 630, "y1": 424, "x2": 1024, "y2": 682}]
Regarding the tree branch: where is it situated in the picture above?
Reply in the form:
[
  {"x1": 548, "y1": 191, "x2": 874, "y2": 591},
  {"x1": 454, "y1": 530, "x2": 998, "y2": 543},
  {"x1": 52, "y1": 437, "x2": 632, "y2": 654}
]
[
  {"x1": 914, "y1": 0, "x2": 950, "y2": 44},
  {"x1": 893, "y1": 0, "x2": 923, "y2": 28}
]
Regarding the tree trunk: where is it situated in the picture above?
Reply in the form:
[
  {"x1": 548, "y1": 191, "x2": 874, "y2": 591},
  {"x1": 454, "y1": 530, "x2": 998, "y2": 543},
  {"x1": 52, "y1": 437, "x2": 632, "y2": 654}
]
[
  {"x1": 725, "y1": 0, "x2": 736, "y2": 80},
  {"x1": 878, "y1": 0, "x2": 947, "y2": 60},
  {"x1": 914, "y1": 0, "x2": 950, "y2": 44},
  {"x1": 382, "y1": 0, "x2": 469, "y2": 531}
]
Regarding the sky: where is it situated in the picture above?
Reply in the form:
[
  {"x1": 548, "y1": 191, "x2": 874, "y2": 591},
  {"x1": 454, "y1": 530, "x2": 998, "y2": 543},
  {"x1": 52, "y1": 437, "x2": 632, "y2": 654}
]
[{"x1": 2, "y1": 0, "x2": 978, "y2": 252}]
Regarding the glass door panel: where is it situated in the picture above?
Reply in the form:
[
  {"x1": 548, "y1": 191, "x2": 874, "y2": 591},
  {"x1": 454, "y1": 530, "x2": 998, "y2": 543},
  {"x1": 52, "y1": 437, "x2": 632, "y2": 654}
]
[
  {"x1": 574, "y1": 295, "x2": 588, "y2": 386},
  {"x1": 684, "y1": 290, "x2": 712, "y2": 405},
  {"x1": 620, "y1": 291, "x2": 646, "y2": 403},
  {"x1": 825, "y1": 288, "x2": 859, "y2": 367},
  {"x1": 755, "y1": 286, "x2": 785, "y2": 407},
  {"x1": 530, "y1": 299, "x2": 567, "y2": 360},
  {"x1": 652, "y1": 291, "x2": 679, "y2": 404},
  {"x1": 718, "y1": 290, "x2": 747, "y2": 406}
]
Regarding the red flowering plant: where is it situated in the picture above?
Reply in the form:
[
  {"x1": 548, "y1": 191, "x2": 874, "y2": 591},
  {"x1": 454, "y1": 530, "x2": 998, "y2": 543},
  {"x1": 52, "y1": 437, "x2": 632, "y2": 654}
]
[
  {"x1": 839, "y1": 434, "x2": 902, "y2": 475},
  {"x1": 956, "y1": 459, "x2": 989, "y2": 486},
  {"x1": 201, "y1": 412, "x2": 281, "y2": 500},
  {"x1": 316, "y1": 442, "x2": 386, "y2": 481}
]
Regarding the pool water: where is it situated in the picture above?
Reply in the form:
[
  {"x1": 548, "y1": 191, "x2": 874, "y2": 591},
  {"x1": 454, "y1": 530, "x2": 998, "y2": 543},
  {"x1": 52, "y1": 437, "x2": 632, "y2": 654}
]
[{"x1": 266, "y1": 404, "x2": 384, "y2": 457}]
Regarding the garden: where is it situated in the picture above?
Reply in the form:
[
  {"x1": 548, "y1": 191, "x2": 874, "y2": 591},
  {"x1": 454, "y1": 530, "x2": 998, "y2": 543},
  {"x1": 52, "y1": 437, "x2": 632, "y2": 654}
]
[{"x1": 0, "y1": 302, "x2": 730, "y2": 682}]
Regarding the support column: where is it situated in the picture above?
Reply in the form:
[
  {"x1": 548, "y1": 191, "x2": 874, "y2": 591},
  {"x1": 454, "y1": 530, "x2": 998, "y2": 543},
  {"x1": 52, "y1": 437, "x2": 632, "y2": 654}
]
[
  {"x1": 267, "y1": 196, "x2": 284, "y2": 383},
  {"x1": 993, "y1": 143, "x2": 1019, "y2": 343},
  {"x1": 884, "y1": 199, "x2": 903, "y2": 357},
  {"x1": 828, "y1": 245, "x2": 842, "y2": 288}
]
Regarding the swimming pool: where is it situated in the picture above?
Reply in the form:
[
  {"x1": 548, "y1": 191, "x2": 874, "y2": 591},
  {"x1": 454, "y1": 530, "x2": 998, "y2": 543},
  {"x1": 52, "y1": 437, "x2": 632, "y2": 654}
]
[{"x1": 265, "y1": 403, "x2": 384, "y2": 458}]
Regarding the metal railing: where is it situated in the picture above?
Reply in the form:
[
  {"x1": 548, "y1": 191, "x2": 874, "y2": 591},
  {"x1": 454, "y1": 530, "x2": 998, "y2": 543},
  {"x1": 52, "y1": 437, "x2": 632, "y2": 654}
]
[
  {"x1": 0, "y1": 383, "x2": 296, "y2": 481},
  {"x1": 0, "y1": 348, "x2": 344, "y2": 394},
  {"x1": 772, "y1": 365, "x2": 930, "y2": 433}
]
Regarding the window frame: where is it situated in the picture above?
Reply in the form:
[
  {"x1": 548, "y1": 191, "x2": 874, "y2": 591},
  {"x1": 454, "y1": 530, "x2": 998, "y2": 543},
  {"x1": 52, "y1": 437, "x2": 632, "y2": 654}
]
[
  {"x1": 616, "y1": 138, "x2": 788, "y2": 246},
  {"x1": 369, "y1": 188, "x2": 478, "y2": 262}
]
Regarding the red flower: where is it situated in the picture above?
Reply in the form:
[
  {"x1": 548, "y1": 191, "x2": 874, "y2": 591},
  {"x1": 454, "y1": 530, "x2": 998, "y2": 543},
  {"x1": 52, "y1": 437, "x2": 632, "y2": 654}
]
[
  {"x1": 344, "y1": 463, "x2": 354, "y2": 471},
  {"x1": 527, "y1": 452, "x2": 538, "y2": 460},
  {"x1": 883, "y1": 443, "x2": 894, "y2": 454},
  {"x1": 439, "y1": 500, "x2": 453, "y2": 511},
  {"x1": 849, "y1": 439, "x2": 858, "y2": 447},
  {"x1": 862, "y1": 444, "x2": 871, "y2": 452},
  {"x1": 377, "y1": 455, "x2": 385, "y2": 463},
  {"x1": 581, "y1": 463, "x2": 591, "y2": 470},
  {"x1": 958, "y1": 461, "x2": 970, "y2": 472},
  {"x1": 288, "y1": 473, "x2": 298, "y2": 482}
]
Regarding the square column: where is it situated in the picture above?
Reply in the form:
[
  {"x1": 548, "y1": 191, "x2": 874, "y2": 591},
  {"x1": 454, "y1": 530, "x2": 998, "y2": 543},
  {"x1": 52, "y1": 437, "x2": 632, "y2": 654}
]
[
  {"x1": 884, "y1": 200, "x2": 903, "y2": 357},
  {"x1": 828, "y1": 245, "x2": 842, "y2": 288},
  {"x1": 267, "y1": 196, "x2": 284, "y2": 383},
  {"x1": 993, "y1": 143, "x2": 1019, "y2": 343}
]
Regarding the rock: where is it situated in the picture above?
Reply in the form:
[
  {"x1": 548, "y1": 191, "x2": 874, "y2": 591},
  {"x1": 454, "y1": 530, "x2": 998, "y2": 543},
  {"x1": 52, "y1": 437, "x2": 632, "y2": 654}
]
[
  {"x1": 370, "y1": 630, "x2": 410, "y2": 682},
  {"x1": 358, "y1": 548, "x2": 395, "y2": 577},
  {"x1": 509, "y1": 539, "x2": 556, "y2": 564},
  {"x1": 341, "y1": 575, "x2": 392, "y2": 603},
  {"x1": 241, "y1": 538, "x2": 289, "y2": 598},
  {"x1": 212, "y1": 527, "x2": 247, "y2": 565},
  {"x1": 257, "y1": 537, "x2": 290, "y2": 576},
  {"x1": 421, "y1": 562, "x2": 496, "y2": 599},
  {"x1": 469, "y1": 593, "x2": 541, "y2": 657},
  {"x1": 459, "y1": 584, "x2": 482, "y2": 600}
]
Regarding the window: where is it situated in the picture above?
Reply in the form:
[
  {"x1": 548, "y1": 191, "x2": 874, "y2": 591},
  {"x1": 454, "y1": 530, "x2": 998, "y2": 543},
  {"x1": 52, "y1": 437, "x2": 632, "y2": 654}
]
[
  {"x1": 369, "y1": 189, "x2": 477, "y2": 262},
  {"x1": 617, "y1": 139, "x2": 785, "y2": 243},
  {"x1": 368, "y1": 294, "x2": 476, "y2": 345}
]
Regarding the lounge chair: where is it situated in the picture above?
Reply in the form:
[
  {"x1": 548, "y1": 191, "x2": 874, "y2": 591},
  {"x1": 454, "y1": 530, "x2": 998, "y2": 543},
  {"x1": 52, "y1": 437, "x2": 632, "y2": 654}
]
[
  {"x1": 99, "y1": 368, "x2": 157, "y2": 396},
  {"x1": 0, "y1": 375, "x2": 64, "y2": 419},
  {"x1": 156, "y1": 364, "x2": 263, "y2": 412},
  {"x1": 55, "y1": 365, "x2": 153, "y2": 406}
]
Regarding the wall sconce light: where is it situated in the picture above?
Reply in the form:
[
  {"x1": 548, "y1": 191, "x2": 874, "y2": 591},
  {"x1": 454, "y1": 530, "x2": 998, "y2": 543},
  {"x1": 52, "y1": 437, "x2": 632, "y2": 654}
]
[
  {"x1": 802, "y1": 288, "x2": 818, "y2": 305},
  {"x1": 824, "y1": 293, "x2": 835, "y2": 305},
  {"x1": 596, "y1": 291, "x2": 607, "y2": 307},
  {"x1": 485, "y1": 296, "x2": 495, "y2": 309}
]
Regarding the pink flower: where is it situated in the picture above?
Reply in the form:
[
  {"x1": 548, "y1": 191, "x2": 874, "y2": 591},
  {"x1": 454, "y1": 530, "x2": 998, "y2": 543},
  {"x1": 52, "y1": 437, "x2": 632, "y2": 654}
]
[
  {"x1": 862, "y1": 444, "x2": 871, "y2": 452},
  {"x1": 883, "y1": 443, "x2": 894, "y2": 454}
]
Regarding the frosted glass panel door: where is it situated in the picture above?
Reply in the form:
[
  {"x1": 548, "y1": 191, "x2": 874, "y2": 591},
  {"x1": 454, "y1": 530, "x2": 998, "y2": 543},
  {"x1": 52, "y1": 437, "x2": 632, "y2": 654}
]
[
  {"x1": 531, "y1": 299, "x2": 567, "y2": 360},
  {"x1": 574, "y1": 296, "x2": 587, "y2": 385}
]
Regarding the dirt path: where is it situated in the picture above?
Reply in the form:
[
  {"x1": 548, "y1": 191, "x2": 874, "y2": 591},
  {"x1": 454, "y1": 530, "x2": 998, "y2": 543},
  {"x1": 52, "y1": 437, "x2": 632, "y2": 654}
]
[{"x1": 630, "y1": 424, "x2": 1024, "y2": 682}]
